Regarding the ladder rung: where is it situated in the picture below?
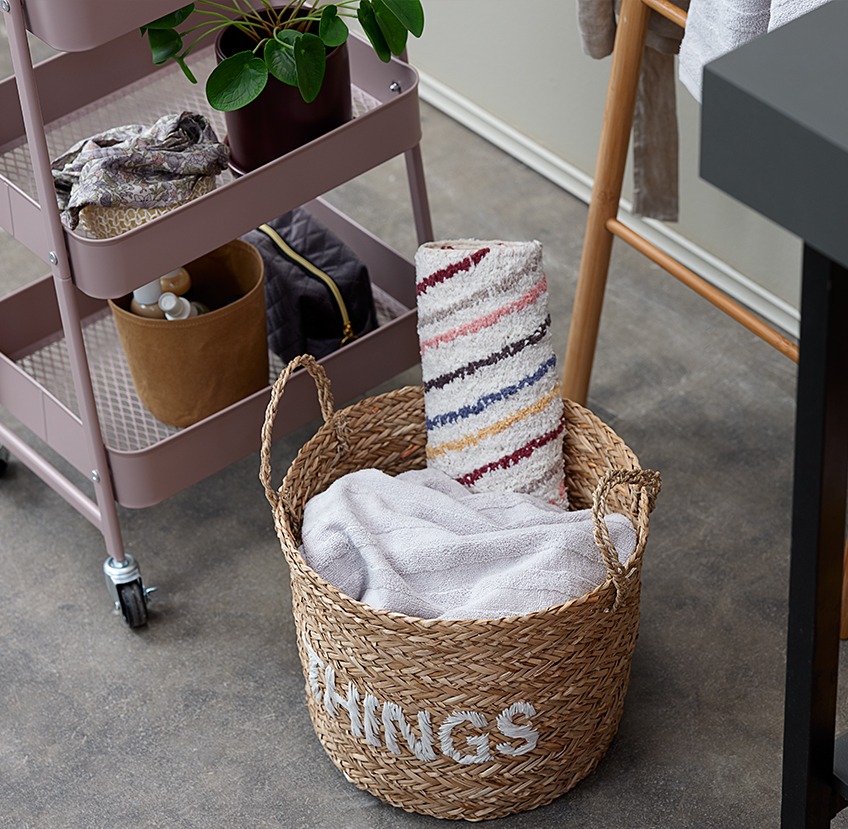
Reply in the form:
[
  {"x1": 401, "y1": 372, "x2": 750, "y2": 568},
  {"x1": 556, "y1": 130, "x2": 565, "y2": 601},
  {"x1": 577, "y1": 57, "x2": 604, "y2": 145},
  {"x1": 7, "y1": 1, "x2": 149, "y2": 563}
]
[
  {"x1": 606, "y1": 217, "x2": 799, "y2": 363},
  {"x1": 642, "y1": 0, "x2": 688, "y2": 28}
]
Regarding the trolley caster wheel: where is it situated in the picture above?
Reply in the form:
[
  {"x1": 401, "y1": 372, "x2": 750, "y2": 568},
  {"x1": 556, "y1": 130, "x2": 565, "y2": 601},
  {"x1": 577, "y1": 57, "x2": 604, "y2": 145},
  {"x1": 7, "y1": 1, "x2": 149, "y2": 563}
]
[
  {"x1": 117, "y1": 580, "x2": 148, "y2": 629},
  {"x1": 103, "y1": 554, "x2": 155, "y2": 629},
  {"x1": 0, "y1": 445, "x2": 9, "y2": 477}
]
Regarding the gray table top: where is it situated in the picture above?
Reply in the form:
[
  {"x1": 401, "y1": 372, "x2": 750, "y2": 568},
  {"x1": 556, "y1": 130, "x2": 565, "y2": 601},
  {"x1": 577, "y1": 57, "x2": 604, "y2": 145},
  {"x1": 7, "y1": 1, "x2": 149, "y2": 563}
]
[{"x1": 700, "y1": 0, "x2": 848, "y2": 268}]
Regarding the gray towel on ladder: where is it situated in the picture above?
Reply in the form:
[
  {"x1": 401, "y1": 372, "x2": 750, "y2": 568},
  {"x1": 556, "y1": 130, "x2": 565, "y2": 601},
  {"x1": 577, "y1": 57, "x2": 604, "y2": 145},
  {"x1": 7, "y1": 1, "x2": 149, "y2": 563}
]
[{"x1": 576, "y1": 0, "x2": 690, "y2": 222}]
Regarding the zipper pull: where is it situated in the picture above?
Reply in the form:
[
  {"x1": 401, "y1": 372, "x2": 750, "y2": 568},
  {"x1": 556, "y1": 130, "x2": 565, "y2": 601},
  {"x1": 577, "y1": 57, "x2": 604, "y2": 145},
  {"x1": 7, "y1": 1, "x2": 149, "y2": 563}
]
[{"x1": 341, "y1": 321, "x2": 357, "y2": 345}]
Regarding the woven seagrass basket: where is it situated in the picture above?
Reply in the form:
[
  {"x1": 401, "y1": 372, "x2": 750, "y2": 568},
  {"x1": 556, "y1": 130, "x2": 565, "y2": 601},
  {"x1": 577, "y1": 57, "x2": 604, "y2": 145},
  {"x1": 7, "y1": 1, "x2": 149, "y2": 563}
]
[
  {"x1": 78, "y1": 175, "x2": 216, "y2": 238},
  {"x1": 260, "y1": 355, "x2": 661, "y2": 822}
]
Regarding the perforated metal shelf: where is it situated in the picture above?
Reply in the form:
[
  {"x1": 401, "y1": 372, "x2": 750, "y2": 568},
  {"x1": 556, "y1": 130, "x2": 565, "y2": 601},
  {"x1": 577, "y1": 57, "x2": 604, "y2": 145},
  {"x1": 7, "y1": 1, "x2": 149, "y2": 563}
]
[
  {"x1": 14, "y1": 284, "x2": 408, "y2": 453},
  {"x1": 0, "y1": 47, "x2": 382, "y2": 219},
  {"x1": 0, "y1": 32, "x2": 423, "y2": 299}
]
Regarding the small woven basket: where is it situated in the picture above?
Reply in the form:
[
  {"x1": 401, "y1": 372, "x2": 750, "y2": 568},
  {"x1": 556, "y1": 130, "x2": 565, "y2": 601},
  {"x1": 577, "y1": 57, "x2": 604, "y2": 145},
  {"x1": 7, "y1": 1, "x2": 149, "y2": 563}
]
[
  {"x1": 78, "y1": 175, "x2": 216, "y2": 238},
  {"x1": 260, "y1": 355, "x2": 661, "y2": 822}
]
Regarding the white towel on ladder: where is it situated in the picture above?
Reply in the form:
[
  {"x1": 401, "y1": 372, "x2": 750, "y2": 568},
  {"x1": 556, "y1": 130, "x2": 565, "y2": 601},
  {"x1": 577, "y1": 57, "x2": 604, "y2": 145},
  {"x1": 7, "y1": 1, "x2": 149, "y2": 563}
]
[{"x1": 679, "y1": 0, "x2": 831, "y2": 102}]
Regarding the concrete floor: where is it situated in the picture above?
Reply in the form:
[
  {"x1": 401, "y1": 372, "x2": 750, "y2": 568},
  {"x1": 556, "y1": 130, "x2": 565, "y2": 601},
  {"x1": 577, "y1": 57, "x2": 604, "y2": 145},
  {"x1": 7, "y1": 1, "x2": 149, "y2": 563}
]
[{"x1": 3, "y1": 29, "x2": 848, "y2": 829}]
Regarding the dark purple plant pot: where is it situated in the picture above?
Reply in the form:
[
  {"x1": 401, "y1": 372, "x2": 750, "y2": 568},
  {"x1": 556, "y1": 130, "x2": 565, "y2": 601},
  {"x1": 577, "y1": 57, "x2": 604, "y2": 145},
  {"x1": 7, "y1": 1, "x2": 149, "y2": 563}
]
[{"x1": 215, "y1": 11, "x2": 352, "y2": 174}]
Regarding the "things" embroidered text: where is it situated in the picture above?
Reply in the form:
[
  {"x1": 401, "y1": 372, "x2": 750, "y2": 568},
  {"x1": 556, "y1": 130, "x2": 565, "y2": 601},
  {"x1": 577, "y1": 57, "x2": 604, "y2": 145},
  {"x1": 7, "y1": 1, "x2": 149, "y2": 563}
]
[{"x1": 304, "y1": 637, "x2": 540, "y2": 765}]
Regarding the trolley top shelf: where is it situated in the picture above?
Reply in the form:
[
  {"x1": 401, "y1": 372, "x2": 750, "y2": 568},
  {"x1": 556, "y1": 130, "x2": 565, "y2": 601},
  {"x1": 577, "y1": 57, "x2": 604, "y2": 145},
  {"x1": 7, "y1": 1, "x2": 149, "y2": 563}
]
[
  {"x1": 0, "y1": 31, "x2": 421, "y2": 298},
  {"x1": 24, "y1": 0, "x2": 210, "y2": 53}
]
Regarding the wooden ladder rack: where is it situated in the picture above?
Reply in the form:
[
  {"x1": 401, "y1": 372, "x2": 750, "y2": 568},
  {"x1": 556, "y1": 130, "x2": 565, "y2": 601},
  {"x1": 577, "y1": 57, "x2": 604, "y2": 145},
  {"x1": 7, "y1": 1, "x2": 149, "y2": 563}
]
[
  {"x1": 559, "y1": 0, "x2": 848, "y2": 639},
  {"x1": 561, "y1": 0, "x2": 798, "y2": 412}
]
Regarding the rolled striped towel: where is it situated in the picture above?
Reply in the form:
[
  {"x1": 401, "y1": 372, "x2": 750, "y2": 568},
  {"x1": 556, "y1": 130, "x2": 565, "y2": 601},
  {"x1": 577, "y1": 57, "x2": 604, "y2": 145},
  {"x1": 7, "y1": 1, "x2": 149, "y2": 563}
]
[{"x1": 415, "y1": 240, "x2": 567, "y2": 505}]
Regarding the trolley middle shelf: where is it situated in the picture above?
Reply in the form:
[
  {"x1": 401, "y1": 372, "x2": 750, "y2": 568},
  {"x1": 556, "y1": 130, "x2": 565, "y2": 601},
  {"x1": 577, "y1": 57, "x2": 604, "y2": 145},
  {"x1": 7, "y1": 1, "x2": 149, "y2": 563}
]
[{"x1": 0, "y1": 200, "x2": 420, "y2": 509}]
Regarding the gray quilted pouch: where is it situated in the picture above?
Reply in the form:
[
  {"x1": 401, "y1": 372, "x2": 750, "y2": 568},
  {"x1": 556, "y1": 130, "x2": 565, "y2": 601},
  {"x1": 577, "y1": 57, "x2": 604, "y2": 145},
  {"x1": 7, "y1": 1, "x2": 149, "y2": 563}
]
[{"x1": 243, "y1": 207, "x2": 378, "y2": 363}]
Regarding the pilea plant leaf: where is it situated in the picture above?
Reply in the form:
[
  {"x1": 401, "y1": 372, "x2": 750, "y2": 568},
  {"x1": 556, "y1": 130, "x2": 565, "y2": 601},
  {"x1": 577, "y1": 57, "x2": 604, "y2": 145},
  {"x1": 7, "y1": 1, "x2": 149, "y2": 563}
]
[
  {"x1": 265, "y1": 36, "x2": 297, "y2": 87},
  {"x1": 175, "y1": 55, "x2": 198, "y2": 84},
  {"x1": 294, "y1": 33, "x2": 327, "y2": 102},
  {"x1": 380, "y1": 0, "x2": 424, "y2": 38},
  {"x1": 143, "y1": 0, "x2": 425, "y2": 110},
  {"x1": 372, "y1": 0, "x2": 407, "y2": 55},
  {"x1": 141, "y1": 4, "x2": 195, "y2": 32},
  {"x1": 206, "y1": 51, "x2": 269, "y2": 111},
  {"x1": 319, "y1": 5, "x2": 349, "y2": 48},
  {"x1": 146, "y1": 27, "x2": 184, "y2": 65},
  {"x1": 357, "y1": 1, "x2": 391, "y2": 63},
  {"x1": 274, "y1": 28, "x2": 300, "y2": 46}
]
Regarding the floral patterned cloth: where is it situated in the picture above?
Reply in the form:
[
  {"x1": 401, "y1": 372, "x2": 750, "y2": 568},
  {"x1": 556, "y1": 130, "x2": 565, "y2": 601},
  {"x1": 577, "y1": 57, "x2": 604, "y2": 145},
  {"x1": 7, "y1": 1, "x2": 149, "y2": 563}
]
[{"x1": 52, "y1": 111, "x2": 229, "y2": 229}]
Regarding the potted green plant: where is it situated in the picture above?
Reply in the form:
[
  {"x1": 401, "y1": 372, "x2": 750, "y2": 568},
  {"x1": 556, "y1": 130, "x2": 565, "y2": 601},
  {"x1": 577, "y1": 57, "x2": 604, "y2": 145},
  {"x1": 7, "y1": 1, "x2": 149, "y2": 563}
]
[{"x1": 143, "y1": 1, "x2": 425, "y2": 170}]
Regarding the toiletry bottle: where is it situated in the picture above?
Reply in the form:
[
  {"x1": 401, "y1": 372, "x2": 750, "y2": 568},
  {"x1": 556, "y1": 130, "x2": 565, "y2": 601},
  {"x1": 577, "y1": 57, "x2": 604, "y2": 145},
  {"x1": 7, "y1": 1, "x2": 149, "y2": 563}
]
[
  {"x1": 159, "y1": 267, "x2": 192, "y2": 297},
  {"x1": 130, "y1": 279, "x2": 166, "y2": 319},
  {"x1": 159, "y1": 292, "x2": 198, "y2": 320}
]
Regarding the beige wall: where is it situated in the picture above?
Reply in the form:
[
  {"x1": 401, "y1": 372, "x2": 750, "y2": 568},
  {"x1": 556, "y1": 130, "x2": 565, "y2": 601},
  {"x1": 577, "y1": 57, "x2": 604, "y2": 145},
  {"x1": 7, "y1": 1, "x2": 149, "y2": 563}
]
[{"x1": 408, "y1": 0, "x2": 802, "y2": 328}]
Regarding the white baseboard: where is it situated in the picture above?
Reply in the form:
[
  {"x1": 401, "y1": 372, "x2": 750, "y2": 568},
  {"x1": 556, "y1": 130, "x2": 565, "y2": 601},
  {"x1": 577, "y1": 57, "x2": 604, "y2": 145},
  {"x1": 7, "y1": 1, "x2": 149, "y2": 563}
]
[{"x1": 418, "y1": 72, "x2": 801, "y2": 341}]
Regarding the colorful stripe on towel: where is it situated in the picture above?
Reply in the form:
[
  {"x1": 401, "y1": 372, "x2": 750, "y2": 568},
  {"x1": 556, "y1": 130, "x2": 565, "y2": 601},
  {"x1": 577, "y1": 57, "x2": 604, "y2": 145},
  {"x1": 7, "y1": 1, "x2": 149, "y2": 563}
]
[
  {"x1": 423, "y1": 316, "x2": 552, "y2": 392},
  {"x1": 416, "y1": 246, "x2": 490, "y2": 296},
  {"x1": 415, "y1": 240, "x2": 567, "y2": 505},
  {"x1": 424, "y1": 355, "x2": 557, "y2": 430},
  {"x1": 419, "y1": 276, "x2": 548, "y2": 353}
]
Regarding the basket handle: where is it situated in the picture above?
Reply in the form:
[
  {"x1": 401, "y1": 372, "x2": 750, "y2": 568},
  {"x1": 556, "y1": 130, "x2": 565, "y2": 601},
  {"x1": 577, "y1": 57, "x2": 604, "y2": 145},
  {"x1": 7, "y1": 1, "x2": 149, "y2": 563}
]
[
  {"x1": 591, "y1": 468, "x2": 662, "y2": 610},
  {"x1": 260, "y1": 354, "x2": 337, "y2": 511}
]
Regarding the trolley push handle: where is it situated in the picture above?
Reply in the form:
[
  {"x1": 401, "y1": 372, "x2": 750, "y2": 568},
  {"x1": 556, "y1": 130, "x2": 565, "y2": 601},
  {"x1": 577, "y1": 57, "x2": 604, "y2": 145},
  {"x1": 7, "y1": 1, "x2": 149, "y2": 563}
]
[
  {"x1": 592, "y1": 467, "x2": 661, "y2": 609},
  {"x1": 260, "y1": 354, "x2": 337, "y2": 511}
]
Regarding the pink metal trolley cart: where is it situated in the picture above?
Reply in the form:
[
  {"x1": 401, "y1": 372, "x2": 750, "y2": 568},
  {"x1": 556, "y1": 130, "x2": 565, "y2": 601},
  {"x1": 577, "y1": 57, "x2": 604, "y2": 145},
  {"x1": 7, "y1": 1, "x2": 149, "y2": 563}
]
[{"x1": 0, "y1": 0, "x2": 432, "y2": 627}]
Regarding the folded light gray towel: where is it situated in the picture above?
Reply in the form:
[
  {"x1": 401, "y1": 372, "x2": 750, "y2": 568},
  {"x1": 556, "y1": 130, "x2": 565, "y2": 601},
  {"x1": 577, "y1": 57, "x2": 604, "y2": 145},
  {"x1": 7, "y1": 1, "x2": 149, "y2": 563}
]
[{"x1": 300, "y1": 467, "x2": 636, "y2": 620}]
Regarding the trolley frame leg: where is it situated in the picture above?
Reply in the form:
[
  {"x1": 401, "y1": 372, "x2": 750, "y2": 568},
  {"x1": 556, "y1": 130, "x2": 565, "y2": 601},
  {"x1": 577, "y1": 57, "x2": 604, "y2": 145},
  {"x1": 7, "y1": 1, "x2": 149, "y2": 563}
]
[{"x1": 4, "y1": 0, "x2": 151, "y2": 622}]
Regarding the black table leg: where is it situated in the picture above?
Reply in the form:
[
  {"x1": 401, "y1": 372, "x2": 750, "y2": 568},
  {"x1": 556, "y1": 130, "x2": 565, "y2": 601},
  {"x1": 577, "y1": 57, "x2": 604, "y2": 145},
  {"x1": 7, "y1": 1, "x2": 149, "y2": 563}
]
[{"x1": 781, "y1": 245, "x2": 848, "y2": 827}]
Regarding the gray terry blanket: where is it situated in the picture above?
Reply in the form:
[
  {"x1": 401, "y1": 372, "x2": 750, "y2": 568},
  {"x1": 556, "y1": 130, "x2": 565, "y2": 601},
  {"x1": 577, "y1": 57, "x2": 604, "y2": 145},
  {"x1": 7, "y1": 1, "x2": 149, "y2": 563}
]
[{"x1": 300, "y1": 466, "x2": 636, "y2": 620}]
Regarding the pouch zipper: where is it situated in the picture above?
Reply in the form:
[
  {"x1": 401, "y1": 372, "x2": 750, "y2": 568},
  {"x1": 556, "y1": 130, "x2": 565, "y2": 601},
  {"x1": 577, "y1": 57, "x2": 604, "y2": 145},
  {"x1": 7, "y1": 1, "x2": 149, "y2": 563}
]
[{"x1": 257, "y1": 223, "x2": 357, "y2": 345}]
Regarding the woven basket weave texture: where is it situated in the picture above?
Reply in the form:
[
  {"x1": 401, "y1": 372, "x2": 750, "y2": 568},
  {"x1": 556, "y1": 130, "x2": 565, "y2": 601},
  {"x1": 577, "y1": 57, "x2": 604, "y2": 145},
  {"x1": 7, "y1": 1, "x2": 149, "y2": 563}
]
[
  {"x1": 260, "y1": 356, "x2": 659, "y2": 822},
  {"x1": 78, "y1": 175, "x2": 215, "y2": 238}
]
